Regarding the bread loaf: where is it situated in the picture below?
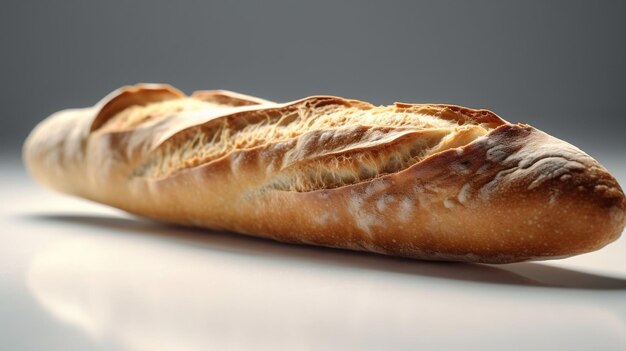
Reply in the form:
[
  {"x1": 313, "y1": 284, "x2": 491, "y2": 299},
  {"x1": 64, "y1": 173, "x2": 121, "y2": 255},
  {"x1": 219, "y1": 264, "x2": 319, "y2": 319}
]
[{"x1": 23, "y1": 84, "x2": 626, "y2": 263}]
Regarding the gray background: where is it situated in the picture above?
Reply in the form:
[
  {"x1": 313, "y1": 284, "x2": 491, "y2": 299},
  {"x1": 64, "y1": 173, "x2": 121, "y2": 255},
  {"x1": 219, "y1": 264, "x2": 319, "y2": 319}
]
[
  {"x1": 1, "y1": 0, "x2": 625, "y2": 161},
  {"x1": 1, "y1": 2, "x2": 626, "y2": 350}
]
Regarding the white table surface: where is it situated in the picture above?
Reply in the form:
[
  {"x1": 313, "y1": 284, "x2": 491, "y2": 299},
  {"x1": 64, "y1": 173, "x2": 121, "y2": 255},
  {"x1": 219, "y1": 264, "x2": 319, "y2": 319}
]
[{"x1": 2, "y1": 155, "x2": 626, "y2": 351}]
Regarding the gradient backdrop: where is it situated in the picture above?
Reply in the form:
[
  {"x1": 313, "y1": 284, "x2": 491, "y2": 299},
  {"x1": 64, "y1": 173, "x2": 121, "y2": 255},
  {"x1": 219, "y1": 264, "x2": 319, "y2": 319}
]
[
  {"x1": 1, "y1": 1, "x2": 625, "y2": 163},
  {"x1": 1, "y1": 2, "x2": 626, "y2": 350}
]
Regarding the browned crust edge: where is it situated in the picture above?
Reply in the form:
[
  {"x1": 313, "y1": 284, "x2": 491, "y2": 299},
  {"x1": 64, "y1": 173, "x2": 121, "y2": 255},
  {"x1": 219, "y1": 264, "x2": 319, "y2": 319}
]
[{"x1": 22, "y1": 85, "x2": 626, "y2": 264}]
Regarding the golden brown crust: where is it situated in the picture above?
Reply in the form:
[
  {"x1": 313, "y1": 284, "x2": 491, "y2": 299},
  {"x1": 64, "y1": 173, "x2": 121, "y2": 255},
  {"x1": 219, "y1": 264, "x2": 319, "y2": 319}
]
[
  {"x1": 91, "y1": 84, "x2": 185, "y2": 132},
  {"x1": 23, "y1": 84, "x2": 626, "y2": 263},
  {"x1": 190, "y1": 89, "x2": 274, "y2": 106}
]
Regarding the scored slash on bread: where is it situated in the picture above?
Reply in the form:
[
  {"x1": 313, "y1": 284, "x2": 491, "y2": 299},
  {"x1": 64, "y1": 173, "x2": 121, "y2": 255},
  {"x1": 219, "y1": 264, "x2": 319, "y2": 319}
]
[{"x1": 23, "y1": 84, "x2": 626, "y2": 263}]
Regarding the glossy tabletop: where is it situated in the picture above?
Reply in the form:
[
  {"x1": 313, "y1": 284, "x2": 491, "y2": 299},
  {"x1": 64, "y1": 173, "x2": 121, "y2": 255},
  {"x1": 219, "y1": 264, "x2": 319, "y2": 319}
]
[{"x1": 2, "y1": 156, "x2": 626, "y2": 350}]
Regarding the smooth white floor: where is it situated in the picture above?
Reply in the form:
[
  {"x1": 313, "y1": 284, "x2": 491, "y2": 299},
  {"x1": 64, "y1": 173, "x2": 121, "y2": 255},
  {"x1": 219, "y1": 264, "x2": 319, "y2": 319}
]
[{"x1": 2, "y1": 156, "x2": 626, "y2": 351}]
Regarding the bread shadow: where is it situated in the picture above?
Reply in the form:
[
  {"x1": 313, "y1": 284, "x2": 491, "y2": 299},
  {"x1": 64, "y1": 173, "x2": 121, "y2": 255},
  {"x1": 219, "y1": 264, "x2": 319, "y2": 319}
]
[{"x1": 27, "y1": 213, "x2": 626, "y2": 290}]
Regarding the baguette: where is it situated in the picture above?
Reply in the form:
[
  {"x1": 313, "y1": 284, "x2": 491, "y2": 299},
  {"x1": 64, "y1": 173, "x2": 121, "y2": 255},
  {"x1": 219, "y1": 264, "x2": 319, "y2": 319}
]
[{"x1": 23, "y1": 84, "x2": 626, "y2": 263}]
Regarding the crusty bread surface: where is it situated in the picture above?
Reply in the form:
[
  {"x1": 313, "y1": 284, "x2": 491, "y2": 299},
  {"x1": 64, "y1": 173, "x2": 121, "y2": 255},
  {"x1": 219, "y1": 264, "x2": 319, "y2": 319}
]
[{"x1": 23, "y1": 84, "x2": 626, "y2": 263}]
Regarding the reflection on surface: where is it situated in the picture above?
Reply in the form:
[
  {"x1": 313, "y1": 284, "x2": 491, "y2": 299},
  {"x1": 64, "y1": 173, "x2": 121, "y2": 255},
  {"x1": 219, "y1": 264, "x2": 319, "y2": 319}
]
[
  {"x1": 26, "y1": 215, "x2": 626, "y2": 350},
  {"x1": 28, "y1": 214, "x2": 626, "y2": 290}
]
